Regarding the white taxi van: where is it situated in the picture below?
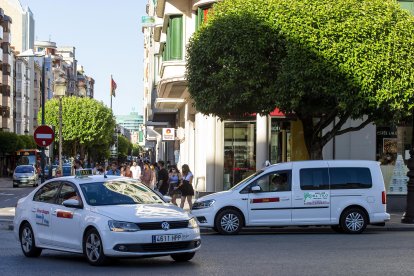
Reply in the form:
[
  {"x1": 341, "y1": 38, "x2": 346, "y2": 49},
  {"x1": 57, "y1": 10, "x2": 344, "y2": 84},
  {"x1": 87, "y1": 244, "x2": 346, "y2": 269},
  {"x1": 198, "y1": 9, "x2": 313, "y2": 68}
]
[
  {"x1": 192, "y1": 160, "x2": 390, "y2": 234},
  {"x1": 14, "y1": 170, "x2": 200, "y2": 265}
]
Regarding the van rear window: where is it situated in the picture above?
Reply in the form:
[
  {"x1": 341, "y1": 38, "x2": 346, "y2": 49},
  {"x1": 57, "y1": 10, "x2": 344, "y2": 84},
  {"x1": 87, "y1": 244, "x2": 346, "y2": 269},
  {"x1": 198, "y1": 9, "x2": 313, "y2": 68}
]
[{"x1": 329, "y1": 167, "x2": 372, "y2": 189}]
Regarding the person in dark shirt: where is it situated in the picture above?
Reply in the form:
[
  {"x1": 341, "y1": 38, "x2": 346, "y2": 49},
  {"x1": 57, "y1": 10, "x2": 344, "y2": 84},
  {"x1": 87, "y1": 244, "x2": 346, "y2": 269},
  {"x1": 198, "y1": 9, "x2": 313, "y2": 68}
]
[{"x1": 157, "y1": 160, "x2": 169, "y2": 195}]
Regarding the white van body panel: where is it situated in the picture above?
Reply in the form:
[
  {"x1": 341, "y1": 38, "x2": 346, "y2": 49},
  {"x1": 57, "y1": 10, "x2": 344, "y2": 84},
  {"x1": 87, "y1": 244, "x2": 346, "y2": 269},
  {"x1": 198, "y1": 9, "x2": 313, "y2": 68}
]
[{"x1": 192, "y1": 160, "x2": 390, "y2": 232}]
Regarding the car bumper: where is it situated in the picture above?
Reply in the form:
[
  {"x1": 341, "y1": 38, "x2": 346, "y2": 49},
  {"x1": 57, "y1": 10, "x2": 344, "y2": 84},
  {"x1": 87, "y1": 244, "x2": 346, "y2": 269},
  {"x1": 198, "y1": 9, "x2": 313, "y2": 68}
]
[
  {"x1": 370, "y1": 212, "x2": 390, "y2": 224},
  {"x1": 191, "y1": 208, "x2": 216, "y2": 228},
  {"x1": 13, "y1": 179, "x2": 36, "y2": 185},
  {"x1": 100, "y1": 227, "x2": 201, "y2": 257}
]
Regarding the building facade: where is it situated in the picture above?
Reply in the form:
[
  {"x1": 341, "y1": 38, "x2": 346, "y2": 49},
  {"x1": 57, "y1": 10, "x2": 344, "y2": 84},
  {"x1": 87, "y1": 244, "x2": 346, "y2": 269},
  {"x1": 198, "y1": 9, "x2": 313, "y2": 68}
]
[
  {"x1": 143, "y1": 0, "x2": 391, "y2": 194},
  {"x1": 115, "y1": 112, "x2": 145, "y2": 146}
]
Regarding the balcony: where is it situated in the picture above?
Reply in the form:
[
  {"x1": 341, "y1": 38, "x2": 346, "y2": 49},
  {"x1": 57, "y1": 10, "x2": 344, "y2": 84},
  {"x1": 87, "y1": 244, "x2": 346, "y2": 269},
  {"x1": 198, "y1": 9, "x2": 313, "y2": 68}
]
[
  {"x1": 1, "y1": 84, "x2": 10, "y2": 97},
  {"x1": 157, "y1": 60, "x2": 187, "y2": 101}
]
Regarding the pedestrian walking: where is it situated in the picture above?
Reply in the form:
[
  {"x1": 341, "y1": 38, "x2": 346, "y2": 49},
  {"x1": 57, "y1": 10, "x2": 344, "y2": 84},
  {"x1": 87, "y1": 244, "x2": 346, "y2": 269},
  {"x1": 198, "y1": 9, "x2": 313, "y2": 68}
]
[
  {"x1": 124, "y1": 165, "x2": 133, "y2": 178},
  {"x1": 177, "y1": 164, "x2": 194, "y2": 209},
  {"x1": 149, "y1": 164, "x2": 157, "y2": 190},
  {"x1": 168, "y1": 165, "x2": 181, "y2": 205},
  {"x1": 141, "y1": 163, "x2": 152, "y2": 188},
  {"x1": 130, "y1": 161, "x2": 142, "y2": 180},
  {"x1": 106, "y1": 162, "x2": 121, "y2": 176},
  {"x1": 157, "y1": 160, "x2": 169, "y2": 195}
]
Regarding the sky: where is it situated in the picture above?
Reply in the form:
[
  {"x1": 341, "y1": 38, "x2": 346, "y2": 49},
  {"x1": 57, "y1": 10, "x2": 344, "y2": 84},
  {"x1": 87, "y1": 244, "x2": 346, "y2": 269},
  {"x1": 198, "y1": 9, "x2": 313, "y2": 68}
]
[{"x1": 19, "y1": 0, "x2": 146, "y2": 116}]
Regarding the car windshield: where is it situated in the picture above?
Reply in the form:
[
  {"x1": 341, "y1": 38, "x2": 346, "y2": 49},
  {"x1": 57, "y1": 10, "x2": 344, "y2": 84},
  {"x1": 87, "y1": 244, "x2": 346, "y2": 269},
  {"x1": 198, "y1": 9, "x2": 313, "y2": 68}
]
[
  {"x1": 229, "y1": 170, "x2": 263, "y2": 191},
  {"x1": 80, "y1": 180, "x2": 164, "y2": 206},
  {"x1": 15, "y1": 166, "x2": 34, "y2": 173}
]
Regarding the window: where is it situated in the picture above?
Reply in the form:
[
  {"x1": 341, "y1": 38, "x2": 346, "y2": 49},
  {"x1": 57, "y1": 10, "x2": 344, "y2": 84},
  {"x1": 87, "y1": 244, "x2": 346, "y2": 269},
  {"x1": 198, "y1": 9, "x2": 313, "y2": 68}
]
[
  {"x1": 33, "y1": 182, "x2": 61, "y2": 203},
  {"x1": 162, "y1": 15, "x2": 183, "y2": 61},
  {"x1": 244, "y1": 171, "x2": 291, "y2": 193},
  {"x1": 57, "y1": 183, "x2": 81, "y2": 205},
  {"x1": 300, "y1": 168, "x2": 329, "y2": 190},
  {"x1": 196, "y1": 6, "x2": 212, "y2": 30},
  {"x1": 329, "y1": 167, "x2": 372, "y2": 189}
]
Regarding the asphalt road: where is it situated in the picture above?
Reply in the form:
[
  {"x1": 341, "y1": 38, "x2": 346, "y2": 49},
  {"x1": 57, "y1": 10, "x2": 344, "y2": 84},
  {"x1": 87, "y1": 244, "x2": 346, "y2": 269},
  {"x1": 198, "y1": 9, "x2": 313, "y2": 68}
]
[
  {"x1": 1, "y1": 228, "x2": 414, "y2": 276},
  {"x1": 0, "y1": 178, "x2": 35, "y2": 209}
]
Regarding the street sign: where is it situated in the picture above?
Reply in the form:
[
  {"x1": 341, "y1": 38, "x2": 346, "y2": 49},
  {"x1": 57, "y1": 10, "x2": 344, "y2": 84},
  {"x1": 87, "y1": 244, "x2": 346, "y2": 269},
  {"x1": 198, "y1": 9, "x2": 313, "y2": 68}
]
[{"x1": 34, "y1": 125, "x2": 55, "y2": 147}]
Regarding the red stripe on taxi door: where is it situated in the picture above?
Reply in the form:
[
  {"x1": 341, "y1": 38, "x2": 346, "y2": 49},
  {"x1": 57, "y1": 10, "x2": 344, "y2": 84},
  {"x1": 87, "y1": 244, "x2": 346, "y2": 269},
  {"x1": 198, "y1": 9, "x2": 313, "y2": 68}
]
[{"x1": 252, "y1": 198, "x2": 280, "y2": 204}]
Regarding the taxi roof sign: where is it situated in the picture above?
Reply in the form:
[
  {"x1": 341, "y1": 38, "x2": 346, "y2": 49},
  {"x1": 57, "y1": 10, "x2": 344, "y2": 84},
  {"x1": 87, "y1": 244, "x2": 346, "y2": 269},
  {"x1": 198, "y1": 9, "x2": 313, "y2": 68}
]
[{"x1": 75, "y1": 169, "x2": 93, "y2": 178}]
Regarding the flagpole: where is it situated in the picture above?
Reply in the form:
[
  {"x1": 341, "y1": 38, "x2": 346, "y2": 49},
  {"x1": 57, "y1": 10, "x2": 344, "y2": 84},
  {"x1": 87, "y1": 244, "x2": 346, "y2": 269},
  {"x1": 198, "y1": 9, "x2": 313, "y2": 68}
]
[{"x1": 110, "y1": 74, "x2": 113, "y2": 110}]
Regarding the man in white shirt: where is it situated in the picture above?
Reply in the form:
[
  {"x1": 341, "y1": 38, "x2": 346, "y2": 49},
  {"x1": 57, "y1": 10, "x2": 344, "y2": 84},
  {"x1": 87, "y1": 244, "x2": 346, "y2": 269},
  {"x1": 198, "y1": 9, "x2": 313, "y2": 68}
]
[{"x1": 130, "y1": 161, "x2": 142, "y2": 180}]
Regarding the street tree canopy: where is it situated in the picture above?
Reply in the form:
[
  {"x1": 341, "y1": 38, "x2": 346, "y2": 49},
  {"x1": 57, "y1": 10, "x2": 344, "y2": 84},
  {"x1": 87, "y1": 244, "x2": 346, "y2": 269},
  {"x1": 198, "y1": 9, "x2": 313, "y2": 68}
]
[
  {"x1": 186, "y1": 0, "x2": 414, "y2": 159},
  {"x1": 42, "y1": 96, "x2": 116, "y2": 157}
]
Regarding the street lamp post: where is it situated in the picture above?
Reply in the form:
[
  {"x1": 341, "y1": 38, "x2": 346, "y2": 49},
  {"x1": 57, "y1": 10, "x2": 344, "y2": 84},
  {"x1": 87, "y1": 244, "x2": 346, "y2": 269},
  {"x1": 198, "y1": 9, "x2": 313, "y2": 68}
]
[
  {"x1": 54, "y1": 75, "x2": 67, "y2": 175},
  {"x1": 17, "y1": 49, "x2": 46, "y2": 183}
]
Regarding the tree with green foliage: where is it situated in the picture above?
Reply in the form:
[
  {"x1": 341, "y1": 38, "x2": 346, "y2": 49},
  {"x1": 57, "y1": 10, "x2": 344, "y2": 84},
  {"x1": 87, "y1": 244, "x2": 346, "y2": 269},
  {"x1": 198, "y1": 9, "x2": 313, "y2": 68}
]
[
  {"x1": 18, "y1": 135, "x2": 37, "y2": 149},
  {"x1": 0, "y1": 132, "x2": 19, "y2": 156},
  {"x1": 42, "y1": 96, "x2": 116, "y2": 160},
  {"x1": 187, "y1": 0, "x2": 414, "y2": 159},
  {"x1": 117, "y1": 135, "x2": 132, "y2": 161}
]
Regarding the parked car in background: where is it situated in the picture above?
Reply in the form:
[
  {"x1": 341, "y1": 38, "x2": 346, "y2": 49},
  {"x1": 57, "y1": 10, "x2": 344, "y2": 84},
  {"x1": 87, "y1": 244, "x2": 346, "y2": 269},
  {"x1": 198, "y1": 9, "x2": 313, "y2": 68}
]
[{"x1": 13, "y1": 165, "x2": 39, "y2": 188}]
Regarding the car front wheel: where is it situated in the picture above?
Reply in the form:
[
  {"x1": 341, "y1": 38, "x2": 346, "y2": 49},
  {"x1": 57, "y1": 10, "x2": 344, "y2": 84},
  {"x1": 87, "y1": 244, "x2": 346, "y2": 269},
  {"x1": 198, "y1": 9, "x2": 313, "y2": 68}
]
[
  {"x1": 215, "y1": 209, "x2": 243, "y2": 235},
  {"x1": 84, "y1": 228, "x2": 107, "y2": 266},
  {"x1": 20, "y1": 223, "x2": 42, "y2": 257},
  {"x1": 171, "y1": 252, "x2": 195, "y2": 262}
]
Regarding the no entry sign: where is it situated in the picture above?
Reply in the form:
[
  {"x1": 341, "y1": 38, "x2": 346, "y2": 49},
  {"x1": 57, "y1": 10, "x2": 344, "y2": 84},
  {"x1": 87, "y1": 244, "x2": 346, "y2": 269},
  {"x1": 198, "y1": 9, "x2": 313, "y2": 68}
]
[{"x1": 34, "y1": 125, "x2": 55, "y2": 147}]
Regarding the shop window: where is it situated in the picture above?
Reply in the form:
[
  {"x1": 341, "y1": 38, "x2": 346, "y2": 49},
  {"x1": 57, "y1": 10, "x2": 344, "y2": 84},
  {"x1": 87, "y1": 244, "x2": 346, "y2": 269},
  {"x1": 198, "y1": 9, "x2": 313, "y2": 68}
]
[
  {"x1": 270, "y1": 120, "x2": 291, "y2": 163},
  {"x1": 224, "y1": 121, "x2": 256, "y2": 189}
]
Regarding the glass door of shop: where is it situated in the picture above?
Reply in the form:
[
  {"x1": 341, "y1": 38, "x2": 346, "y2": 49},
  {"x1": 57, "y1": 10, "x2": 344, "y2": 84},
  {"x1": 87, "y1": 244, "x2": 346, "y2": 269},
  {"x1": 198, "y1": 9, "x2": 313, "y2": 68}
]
[
  {"x1": 223, "y1": 121, "x2": 256, "y2": 190},
  {"x1": 270, "y1": 120, "x2": 291, "y2": 164}
]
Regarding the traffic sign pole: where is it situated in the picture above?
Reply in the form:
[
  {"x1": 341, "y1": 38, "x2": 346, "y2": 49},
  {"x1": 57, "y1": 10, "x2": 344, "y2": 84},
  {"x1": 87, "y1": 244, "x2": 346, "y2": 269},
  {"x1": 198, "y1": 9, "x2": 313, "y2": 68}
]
[{"x1": 34, "y1": 125, "x2": 55, "y2": 183}]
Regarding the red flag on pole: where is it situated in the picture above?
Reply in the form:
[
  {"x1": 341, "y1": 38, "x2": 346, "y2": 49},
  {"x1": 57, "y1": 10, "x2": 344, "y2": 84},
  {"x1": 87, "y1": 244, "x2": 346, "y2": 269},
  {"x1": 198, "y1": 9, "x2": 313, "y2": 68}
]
[{"x1": 111, "y1": 76, "x2": 117, "y2": 97}]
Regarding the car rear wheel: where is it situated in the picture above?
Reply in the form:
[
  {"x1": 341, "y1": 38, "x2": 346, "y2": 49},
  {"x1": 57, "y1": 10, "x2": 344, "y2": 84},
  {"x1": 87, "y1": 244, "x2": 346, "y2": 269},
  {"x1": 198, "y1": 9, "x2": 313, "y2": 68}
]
[
  {"x1": 215, "y1": 209, "x2": 243, "y2": 235},
  {"x1": 20, "y1": 223, "x2": 42, "y2": 257},
  {"x1": 171, "y1": 252, "x2": 195, "y2": 262},
  {"x1": 340, "y1": 208, "x2": 368, "y2": 234},
  {"x1": 84, "y1": 228, "x2": 108, "y2": 266}
]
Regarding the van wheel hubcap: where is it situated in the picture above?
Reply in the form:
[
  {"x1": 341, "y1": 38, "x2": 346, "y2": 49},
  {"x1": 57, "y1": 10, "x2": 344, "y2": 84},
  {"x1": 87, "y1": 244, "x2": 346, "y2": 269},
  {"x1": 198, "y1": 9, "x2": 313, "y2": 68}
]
[
  {"x1": 221, "y1": 213, "x2": 239, "y2": 232},
  {"x1": 345, "y1": 212, "x2": 364, "y2": 231},
  {"x1": 86, "y1": 233, "x2": 101, "y2": 261},
  {"x1": 21, "y1": 228, "x2": 33, "y2": 252}
]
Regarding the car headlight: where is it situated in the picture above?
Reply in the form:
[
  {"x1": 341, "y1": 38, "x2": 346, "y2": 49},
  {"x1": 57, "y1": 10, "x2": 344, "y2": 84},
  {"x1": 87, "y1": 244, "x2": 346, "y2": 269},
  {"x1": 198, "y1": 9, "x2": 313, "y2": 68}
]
[
  {"x1": 188, "y1": 217, "x2": 198, "y2": 229},
  {"x1": 192, "y1": 199, "x2": 215, "y2": 210},
  {"x1": 108, "y1": 220, "x2": 140, "y2": 232}
]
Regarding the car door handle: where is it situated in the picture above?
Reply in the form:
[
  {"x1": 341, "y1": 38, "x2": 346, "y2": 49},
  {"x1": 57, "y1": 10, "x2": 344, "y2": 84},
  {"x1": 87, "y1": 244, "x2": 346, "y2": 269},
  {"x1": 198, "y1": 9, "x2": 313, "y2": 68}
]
[
  {"x1": 52, "y1": 210, "x2": 57, "y2": 216},
  {"x1": 280, "y1": 197, "x2": 290, "y2": 201},
  {"x1": 241, "y1": 198, "x2": 248, "y2": 200},
  {"x1": 31, "y1": 208, "x2": 37, "y2": 213},
  {"x1": 295, "y1": 196, "x2": 303, "y2": 200}
]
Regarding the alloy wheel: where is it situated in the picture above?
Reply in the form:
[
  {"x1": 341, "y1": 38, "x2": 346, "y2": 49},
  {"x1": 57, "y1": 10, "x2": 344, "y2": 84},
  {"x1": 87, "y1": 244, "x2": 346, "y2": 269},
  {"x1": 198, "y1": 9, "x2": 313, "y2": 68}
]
[
  {"x1": 220, "y1": 213, "x2": 240, "y2": 233},
  {"x1": 21, "y1": 227, "x2": 33, "y2": 253},
  {"x1": 345, "y1": 212, "x2": 365, "y2": 232},
  {"x1": 85, "y1": 233, "x2": 101, "y2": 262}
]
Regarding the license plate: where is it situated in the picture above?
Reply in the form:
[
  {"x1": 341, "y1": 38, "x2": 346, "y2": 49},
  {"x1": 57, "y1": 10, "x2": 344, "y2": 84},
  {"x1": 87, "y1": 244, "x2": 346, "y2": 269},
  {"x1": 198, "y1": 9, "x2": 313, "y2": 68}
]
[
  {"x1": 152, "y1": 234, "x2": 183, "y2": 243},
  {"x1": 20, "y1": 179, "x2": 28, "y2": 183}
]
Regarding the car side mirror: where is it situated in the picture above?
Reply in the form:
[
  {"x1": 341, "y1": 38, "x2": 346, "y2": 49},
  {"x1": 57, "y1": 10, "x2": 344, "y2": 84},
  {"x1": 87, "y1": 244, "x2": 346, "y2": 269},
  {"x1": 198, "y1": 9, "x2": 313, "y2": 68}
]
[
  {"x1": 62, "y1": 199, "x2": 82, "y2": 208},
  {"x1": 250, "y1": 185, "x2": 261, "y2": 193}
]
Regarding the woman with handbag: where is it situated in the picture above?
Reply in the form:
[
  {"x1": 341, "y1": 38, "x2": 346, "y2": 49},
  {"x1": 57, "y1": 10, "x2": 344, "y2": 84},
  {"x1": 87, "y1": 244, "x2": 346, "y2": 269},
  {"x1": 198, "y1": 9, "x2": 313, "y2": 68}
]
[{"x1": 177, "y1": 164, "x2": 194, "y2": 209}]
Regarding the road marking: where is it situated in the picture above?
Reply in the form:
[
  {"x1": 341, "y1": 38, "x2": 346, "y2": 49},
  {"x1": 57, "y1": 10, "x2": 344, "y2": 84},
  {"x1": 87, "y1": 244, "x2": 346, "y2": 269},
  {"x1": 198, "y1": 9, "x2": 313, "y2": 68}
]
[{"x1": 0, "y1": 193, "x2": 14, "y2": 196}]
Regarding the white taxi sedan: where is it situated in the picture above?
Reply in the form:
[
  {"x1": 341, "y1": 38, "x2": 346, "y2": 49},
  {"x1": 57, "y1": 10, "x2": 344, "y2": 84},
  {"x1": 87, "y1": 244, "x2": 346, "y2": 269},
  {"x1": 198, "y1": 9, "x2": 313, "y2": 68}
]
[{"x1": 13, "y1": 172, "x2": 200, "y2": 265}]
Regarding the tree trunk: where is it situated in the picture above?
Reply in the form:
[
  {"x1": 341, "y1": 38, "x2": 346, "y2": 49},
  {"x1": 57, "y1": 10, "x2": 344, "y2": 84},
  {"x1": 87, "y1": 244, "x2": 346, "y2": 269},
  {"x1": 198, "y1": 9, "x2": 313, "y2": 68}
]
[{"x1": 299, "y1": 116, "x2": 324, "y2": 160}]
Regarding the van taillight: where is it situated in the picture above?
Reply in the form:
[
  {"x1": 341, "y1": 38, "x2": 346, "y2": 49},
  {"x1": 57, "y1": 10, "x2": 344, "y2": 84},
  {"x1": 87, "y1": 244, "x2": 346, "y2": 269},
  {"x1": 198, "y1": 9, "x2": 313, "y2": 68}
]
[{"x1": 382, "y1": 191, "x2": 386, "y2": 204}]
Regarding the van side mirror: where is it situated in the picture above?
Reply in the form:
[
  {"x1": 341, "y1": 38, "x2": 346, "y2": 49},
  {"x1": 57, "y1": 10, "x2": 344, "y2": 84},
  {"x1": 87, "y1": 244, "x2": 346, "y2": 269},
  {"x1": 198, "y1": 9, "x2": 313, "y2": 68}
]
[{"x1": 250, "y1": 185, "x2": 261, "y2": 193}]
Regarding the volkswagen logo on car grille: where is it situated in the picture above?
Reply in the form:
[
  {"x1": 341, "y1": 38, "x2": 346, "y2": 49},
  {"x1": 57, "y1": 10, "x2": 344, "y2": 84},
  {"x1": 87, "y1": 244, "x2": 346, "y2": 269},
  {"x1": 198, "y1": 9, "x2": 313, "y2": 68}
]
[{"x1": 161, "y1": 221, "x2": 170, "y2": 231}]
